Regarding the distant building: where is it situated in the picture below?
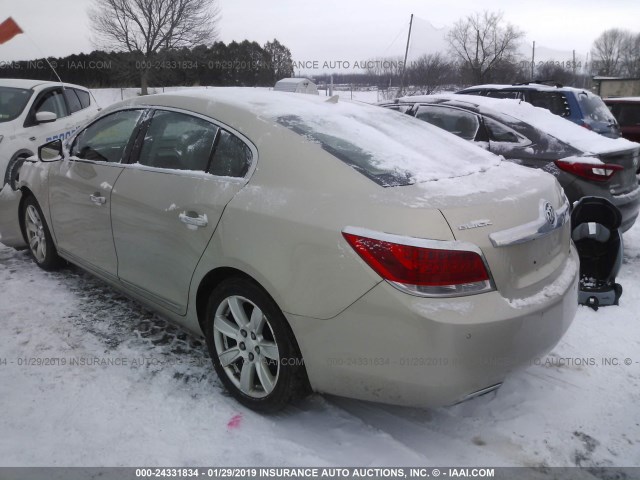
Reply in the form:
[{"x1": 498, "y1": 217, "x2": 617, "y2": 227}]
[
  {"x1": 592, "y1": 77, "x2": 640, "y2": 98},
  {"x1": 274, "y1": 78, "x2": 319, "y2": 95}
]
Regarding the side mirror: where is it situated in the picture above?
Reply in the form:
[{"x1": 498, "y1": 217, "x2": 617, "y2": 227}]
[
  {"x1": 35, "y1": 111, "x2": 57, "y2": 124},
  {"x1": 38, "y1": 139, "x2": 63, "y2": 162}
]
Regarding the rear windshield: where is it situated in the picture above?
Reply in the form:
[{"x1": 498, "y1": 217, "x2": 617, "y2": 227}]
[
  {"x1": 0, "y1": 87, "x2": 32, "y2": 123},
  {"x1": 269, "y1": 99, "x2": 499, "y2": 187},
  {"x1": 577, "y1": 93, "x2": 617, "y2": 123}
]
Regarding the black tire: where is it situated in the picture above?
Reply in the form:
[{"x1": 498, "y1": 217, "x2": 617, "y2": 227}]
[
  {"x1": 204, "y1": 277, "x2": 309, "y2": 412},
  {"x1": 4, "y1": 154, "x2": 29, "y2": 190},
  {"x1": 22, "y1": 195, "x2": 63, "y2": 271}
]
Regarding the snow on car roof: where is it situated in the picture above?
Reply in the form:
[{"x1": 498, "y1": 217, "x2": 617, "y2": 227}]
[
  {"x1": 605, "y1": 97, "x2": 640, "y2": 102},
  {"x1": 400, "y1": 93, "x2": 639, "y2": 156},
  {"x1": 460, "y1": 83, "x2": 595, "y2": 94},
  {"x1": 151, "y1": 88, "x2": 502, "y2": 184},
  {"x1": 0, "y1": 78, "x2": 89, "y2": 91}
]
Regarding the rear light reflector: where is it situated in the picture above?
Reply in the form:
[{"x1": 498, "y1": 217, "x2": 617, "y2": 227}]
[
  {"x1": 342, "y1": 227, "x2": 494, "y2": 297},
  {"x1": 555, "y1": 159, "x2": 623, "y2": 182}
]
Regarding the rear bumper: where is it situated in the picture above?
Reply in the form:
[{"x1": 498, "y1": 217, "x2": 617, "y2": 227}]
[
  {"x1": 288, "y1": 245, "x2": 579, "y2": 407},
  {"x1": 563, "y1": 177, "x2": 640, "y2": 233},
  {"x1": 0, "y1": 187, "x2": 26, "y2": 249},
  {"x1": 611, "y1": 186, "x2": 640, "y2": 232}
]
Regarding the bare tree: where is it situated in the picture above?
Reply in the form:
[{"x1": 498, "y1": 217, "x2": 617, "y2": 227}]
[
  {"x1": 591, "y1": 28, "x2": 632, "y2": 77},
  {"x1": 620, "y1": 32, "x2": 640, "y2": 77},
  {"x1": 536, "y1": 63, "x2": 575, "y2": 86},
  {"x1": 90, "y1": 0, "x2": 220, "y2": 94},
  {"x1": 406, "y1": 53, "x2": 454, "y2": 94},
  {"x1": 447, "y1": 11, "x2": 524, "y2": 84}
]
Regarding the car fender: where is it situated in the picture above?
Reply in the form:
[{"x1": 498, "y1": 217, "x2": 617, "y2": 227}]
[{"x1": 16, "y1": 160, "x2": 54, "y2": 239}]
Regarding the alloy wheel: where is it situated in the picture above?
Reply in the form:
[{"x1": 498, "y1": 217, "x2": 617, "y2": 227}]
[
  {"x1": 25, "y1": 204, "x2": 47, "y2": 264},
  {"x1": 213, "y1": 295, "x2": 280, "y2": 398}
]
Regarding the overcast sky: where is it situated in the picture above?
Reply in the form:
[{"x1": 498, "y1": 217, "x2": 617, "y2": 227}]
[{"x1": 0, "y1": 0, "x2": 638, "y2": 68}]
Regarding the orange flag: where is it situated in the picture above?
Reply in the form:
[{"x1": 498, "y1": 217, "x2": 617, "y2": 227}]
[{"x1": 0, "y1": 17, "x2": 23, "y2": 45}]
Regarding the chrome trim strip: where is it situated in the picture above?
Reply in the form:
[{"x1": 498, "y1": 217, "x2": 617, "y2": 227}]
[
  {"x1": 489, "y1": 197, "x2": 570, "y2": 248},
  {"x1": 342, "y1": 226, "x2": 484, "y2": 256},
  {"x1": 458, "y1": 383, "x2": 503, "y2": 403}
]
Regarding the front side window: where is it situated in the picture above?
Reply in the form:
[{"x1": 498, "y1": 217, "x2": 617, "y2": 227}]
[
  {"x1": 137, "y1": 110, "x2": 218, "y2": 172},
  {"x1": 416, "y1": 105, "x2": 480, "y2": 141},
  {"x1": 0, "y1": 87, "x2": 32, "y2": 123},
  {"x1": 35, "y1": 90, "x2": 68, "y2": 119},
  {"x1": 486, "y1": 90, "x2": 523, "y2": 100},
  {"x1": 210, "y1": 130, "x2": 252, "y2": 178},
  {"x1": 71, "y1": 109, "x2": 143, "y2": 163}
]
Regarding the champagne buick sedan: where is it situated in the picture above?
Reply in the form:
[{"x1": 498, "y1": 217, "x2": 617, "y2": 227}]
[{"x1": 0, "y1": 88, "x2": 579, "y2": 412}]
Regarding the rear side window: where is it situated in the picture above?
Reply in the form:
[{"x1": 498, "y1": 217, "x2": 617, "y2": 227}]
[
  {"x1": 416, "y1": 105, "x2": 480, "y2": 141},
  {"x1": 137, "y1": 110, "x2": 218, "y2": 171},
  {"x1": 484, "y1": 117, "x2": 527, "y2": 143},
  {"x1": 75, "y1": 89, "x2": 91, "y2": 109},
  {"x1": 210, "y1": 130, "x2": 252, "y2": 177},
  {"x1": 528, "y1": 91, "x2": 571, "y2": 117},
  {"x1": 63, "y1": 89, "x2": 82, "y2": 113},
  {"x1": 71, "y1": 109, "x2": 143, "y2": 163}
]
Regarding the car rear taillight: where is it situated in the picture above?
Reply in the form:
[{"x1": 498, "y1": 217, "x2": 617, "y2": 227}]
[
  {"x1": 342, "y1": 227, "x2": 494, "y2": 297},
  {"x1": 555, "y1": 159, "x2": 623, "y2": 182}
]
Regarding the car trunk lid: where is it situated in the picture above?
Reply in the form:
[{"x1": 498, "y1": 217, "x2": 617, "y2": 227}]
[
  {"x1": 596, "y1": 148, "x2": 640, "y2": 195},
  {"x1": 390, "y1": 162, "x2": 574, "y2": 300}
]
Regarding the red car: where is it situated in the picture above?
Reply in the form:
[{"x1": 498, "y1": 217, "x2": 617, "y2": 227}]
[{"x1": 604, "y1": 97, "x2": 640, "y2": 143}]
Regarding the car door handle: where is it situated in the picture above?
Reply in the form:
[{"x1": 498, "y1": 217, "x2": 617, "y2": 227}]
[
  {"x1": 179, "y1": 212, "x2": 208, "y2": 229},
  {"x1": 89, "y1": 193, "x2": 106, "y2": 205}
]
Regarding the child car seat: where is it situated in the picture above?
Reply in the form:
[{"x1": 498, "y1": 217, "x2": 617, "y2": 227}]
[{"x1": 570, "y1": 197, "x2": 623, "y2": 310}]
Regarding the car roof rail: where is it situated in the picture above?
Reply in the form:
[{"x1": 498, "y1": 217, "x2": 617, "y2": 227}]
[{"x1": 512, "y1": 79, "x2": 564, "y2": 88}]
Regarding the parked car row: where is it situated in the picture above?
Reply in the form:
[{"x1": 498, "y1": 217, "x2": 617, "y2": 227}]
[
  {"x1": 0, "y1": 86, "x2": 583, "y2": 412},
  {"x1": 380, "y1": 93, "x2": 640, "y2": 232},
  {"x1": 456, "y1": 82, "x2": 622, "y2": 138}
]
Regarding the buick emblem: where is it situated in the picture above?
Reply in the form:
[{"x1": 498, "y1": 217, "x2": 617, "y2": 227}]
[{"x1": 544, "y1": 201, "x2": 556, "y2": 225}]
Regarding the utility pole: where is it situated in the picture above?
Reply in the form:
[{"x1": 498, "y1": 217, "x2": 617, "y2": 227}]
[
  {"x1": 531, "y1": 41, "x2": 535, "y2": 80},
  {"x1": 399, "y1": 13, "x2": 413, "y2": 98},
  {"x1": 572, "y1": 50, "x2": 577, "y2": 86}
]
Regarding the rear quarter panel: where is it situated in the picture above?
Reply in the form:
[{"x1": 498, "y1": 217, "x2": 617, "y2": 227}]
[{"x1": 189, "y1": 126, "x2": 455, "y2": 320}]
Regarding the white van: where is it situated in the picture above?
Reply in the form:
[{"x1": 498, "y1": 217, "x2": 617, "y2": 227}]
[{"x1": 0, "y1": 79, "x2": 100, "y2": 189}]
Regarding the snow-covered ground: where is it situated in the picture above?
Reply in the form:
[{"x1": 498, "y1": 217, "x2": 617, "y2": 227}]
[{"x1": 0, "y1": 220, "x2": 639, "y2": 467}]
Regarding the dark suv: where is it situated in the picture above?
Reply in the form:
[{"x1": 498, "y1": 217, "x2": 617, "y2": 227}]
[{"x1": 457, "y1": 82, "x2": 621, "y2": 139}]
